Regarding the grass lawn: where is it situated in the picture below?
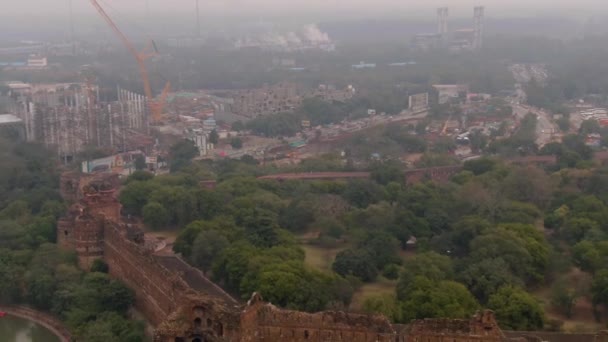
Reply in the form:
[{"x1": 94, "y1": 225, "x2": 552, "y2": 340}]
[
  {"x1": 301, "y1": 244, "x2": 347, "y2": 272},
  {"x1": 350, "y1": 277, "x2": 398, "y2": 311}
]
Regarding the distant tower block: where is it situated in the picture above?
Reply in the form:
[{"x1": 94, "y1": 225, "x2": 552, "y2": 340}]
[
  {"x1": 474, "y1": 6, "x2": 485, "y2": 50},
  {"x1": 437, "y1": 7, "x2": 449, "y2": 37}
]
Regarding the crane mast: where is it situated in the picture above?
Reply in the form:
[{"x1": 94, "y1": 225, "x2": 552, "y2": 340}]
[{"x1": 89, "y1": 0, "x2": 169, "y2": 123}]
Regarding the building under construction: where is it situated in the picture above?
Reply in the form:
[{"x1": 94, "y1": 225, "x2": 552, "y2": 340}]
[{"x1": 6, "y1": 82, "x2": 153, "y2": 161}]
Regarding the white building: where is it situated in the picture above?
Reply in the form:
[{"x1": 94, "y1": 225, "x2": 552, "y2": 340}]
[
  {"x1": 189, "y1": 129, "x2": 213, "y2": 156},
  {"x1": 26, "y1": 56, "x2": 48, "y2": 69}
]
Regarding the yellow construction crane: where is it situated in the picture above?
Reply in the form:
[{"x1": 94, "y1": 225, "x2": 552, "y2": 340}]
[{"x1": 89, "y1": 0, "x2": 170, "y2": 124}]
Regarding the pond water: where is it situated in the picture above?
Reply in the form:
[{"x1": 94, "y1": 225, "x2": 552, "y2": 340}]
[{"x1": 0, "y1": 315, "x2": 61, "y2": 342}]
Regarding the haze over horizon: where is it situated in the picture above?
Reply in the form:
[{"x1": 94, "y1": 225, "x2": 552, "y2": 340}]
[{"x1": 3, "y1": 0, "x2": 608, "y2": 17}]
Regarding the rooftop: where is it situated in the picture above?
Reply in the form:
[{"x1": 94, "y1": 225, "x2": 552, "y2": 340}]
[{"x1": 0, "y1": 114, "x2": 22, "y2": 124}]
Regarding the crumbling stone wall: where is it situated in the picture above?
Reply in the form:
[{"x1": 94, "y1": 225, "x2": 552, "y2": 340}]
[
  {"x1": 103, "y1": 220, "x2": 192, "y2": 325},
  {"x1": 404, "y1": 310, "x2": 506, "y2": 342}
]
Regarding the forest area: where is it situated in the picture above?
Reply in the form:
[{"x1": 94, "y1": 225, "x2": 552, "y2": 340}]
[{"x1": 115, "y1": 134, "x2": 608, "y2": 333}]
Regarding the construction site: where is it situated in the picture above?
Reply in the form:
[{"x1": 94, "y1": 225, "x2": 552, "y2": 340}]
[
  {"x1": 2, "y1": 0, "x2": 171, "y2": 161},
  {"x1": 5, "y1": 81, "x2": 153, "y2": 160}
]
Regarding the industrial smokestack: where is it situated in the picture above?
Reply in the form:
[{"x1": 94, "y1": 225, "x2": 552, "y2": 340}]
[
  {"x1": 196, "y1": 0, "x2": 201, "y2": 37},
  {"x1": 437, "y1": 7, "x2": 448, "y2": 37},
  {"x1": 68, "y1": 0, "x2": 75, "y2": 42},
  {"x1": 474, "y1": 6, "x2": 485, "y2": 50}
]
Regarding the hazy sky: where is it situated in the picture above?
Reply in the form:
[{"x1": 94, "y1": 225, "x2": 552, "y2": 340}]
[{"x1": 5, "y1": 0, "x2": 608, "y2": 17}]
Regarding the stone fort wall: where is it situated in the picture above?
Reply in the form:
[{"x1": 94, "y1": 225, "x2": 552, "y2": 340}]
[{"x1": 103, "y1": 221, "x2": 193, "y2": 325}]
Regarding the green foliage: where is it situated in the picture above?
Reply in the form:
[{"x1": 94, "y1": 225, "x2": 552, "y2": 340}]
[
  {"x1": 488, "y1": 286, "x2": 545, "y2": 330},
  {"x1": 332, "y1": 249, "x2": 378, "y2": 282},
  {"x1": 142, "y1": 202, "x2": 169, "y2": 230},
  {"x1": 469, "y1": 224, "x2": 549, "y2": 284},
  {"x1": 76, "y1": 312, "x2": 144, "y2": 342},
  {"x1": 191, "y1": 230, "x2": 230, "y2": 273},
  {"x1": 382, "y1": 264, "x2": 401, "y2": 280},
  {"x1": 174, "y1": 218, "x2": 241, "y2": 257},
  {"x1": 119, "y1": 181, "x2": 160, "y2": 216},
  {"x1": 362, "y1": 294, "x2": 403, "y2": 322},
  {"x1": 169, "y1": 139, "x2": 199, "y2": 172},
  {"x1": 463, "y1": 158, "x2": 497, "y2": 176},
  {"x1": 279, "y1": 199, "x2": 315, "y2": 233},
  {"x1": 342, "y1": 180, "x2": 385, "y2": 208},
  {"x1": 230, "y1": 137, "x2": 243, "y2": 149},
  {"x1": 90, "y1": 259, "x2": 109, "y2": 273},
  {"x1": 370, "y1": 160, "x2": 404, "y2": 185},
  {"x1": 133, "y1": 154, "x2": 146, "y2": 171},
  {"x1": 550, "y1": 279, "x2": 579, "y2": 319},
  {"x1": 397, "y1": 252, "x2": 454, "y2": 300},
  {"x1": 591, "y1": 270, "x2": 608, "y2": 309},
  {"x1": 459, "y1": 258, "x2": 523, "y2": 303},
  {"x1": 399, "y1": 276, "x2": 479, "y2": 322},
  {"x1": 572, "y1": 240, "x2": 605, "y2": 274},
  {"x1": 209, "y1": 129, "x2": 219, "y2": 144}
]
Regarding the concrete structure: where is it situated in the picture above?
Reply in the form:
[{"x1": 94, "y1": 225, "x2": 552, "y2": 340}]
[
  {"x1": 409, "y1": 93, "x2": 430, "y2": 111},
  {"x1": 189, "y1": 129, "x2": 212, "y2": 156},
  {"x1": 26, "y1": 55, "x2": 48, "y2": 69},
  {"x1": 414, "y1": 7, "x2": 486, "y2": 52},
  {"x1": 231, "y1": 83, "x2": 354, "y2": 118},
  {"x1": 6, "y1": 82, "x2": 151, "y2": 159},
  {"x1": 433, "y1": 84, "x2": 469, "y2": 104},
  {"x1": 437, "y1": 7, "x2": 449, "y2": 37},
  {"x1": 0, "y1": 114, "x2": 26, "y2": 140}
]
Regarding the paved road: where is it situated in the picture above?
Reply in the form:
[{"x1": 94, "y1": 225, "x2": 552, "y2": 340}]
[{"x1": 512, "y1": 104, "x2": 558, "y2": 147}]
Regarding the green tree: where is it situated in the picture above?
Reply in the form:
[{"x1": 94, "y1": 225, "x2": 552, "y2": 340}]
[
  {"x1": 362, "y1": 294, "x2": 402, "y2": 322},
  {"x1": 77, "y1": 312, "x2": 144, "y2": 342},
  {"x1": 397, "y1": 252, "x2": 453, "y2": 300},
  {"x1": 342, "y1": 180, "x2": 386, "y2": 208},
  {"x1": 278, "y1": 200, "x2": 315, "y2": 233},
  {"x1": 370, "y1": 160, "x2": 404, "y2": 185},
  {"x1": 560, "y1": 218, "x2": 599, "y2": 244},
  {"x1": 550, "y1": 280, "x2": 578, "y2": 319},
  {"x1": 400, "y1": 276, "x2": 479, "y2": 322},
  {"x1": 169, "y1": 139, "x2": 199, "y2": 172},
  {"x1": 332, "y1": 249, "x2": 378, "y2": 282},
  {"x1": 133, "y1": 154, "x2": 146, "y2": 171},
  {"x1": 119, "y1": 181, "x2": 160, "y2": 216},
  {"x1": 591, "y1": 270, "x2": 608, "y2": 319},
  {"x1": 463, "y1": 157, "x2": 497, "y2": 175},
  {"x1": 142, "y1": 202, "x2": 169, "y2": 230},
  {"x1": 209, "y1": 129, "x2": 219, "y2": 144},
  {"x1": 230, "y1": 137, "x2": 243, "y2": 149},
  {"x1": 191, "y1": 230, "x2": 230, "y2": 273},
  {"x1": 572, "y1": 241, "x2": 603, "y2": 274},
  {"x1": 487, "y1": 286, "x2": 545, "y2": 330},
  {"x1": 459, "y1": 258, "x2": 523, "y2": 303}
]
